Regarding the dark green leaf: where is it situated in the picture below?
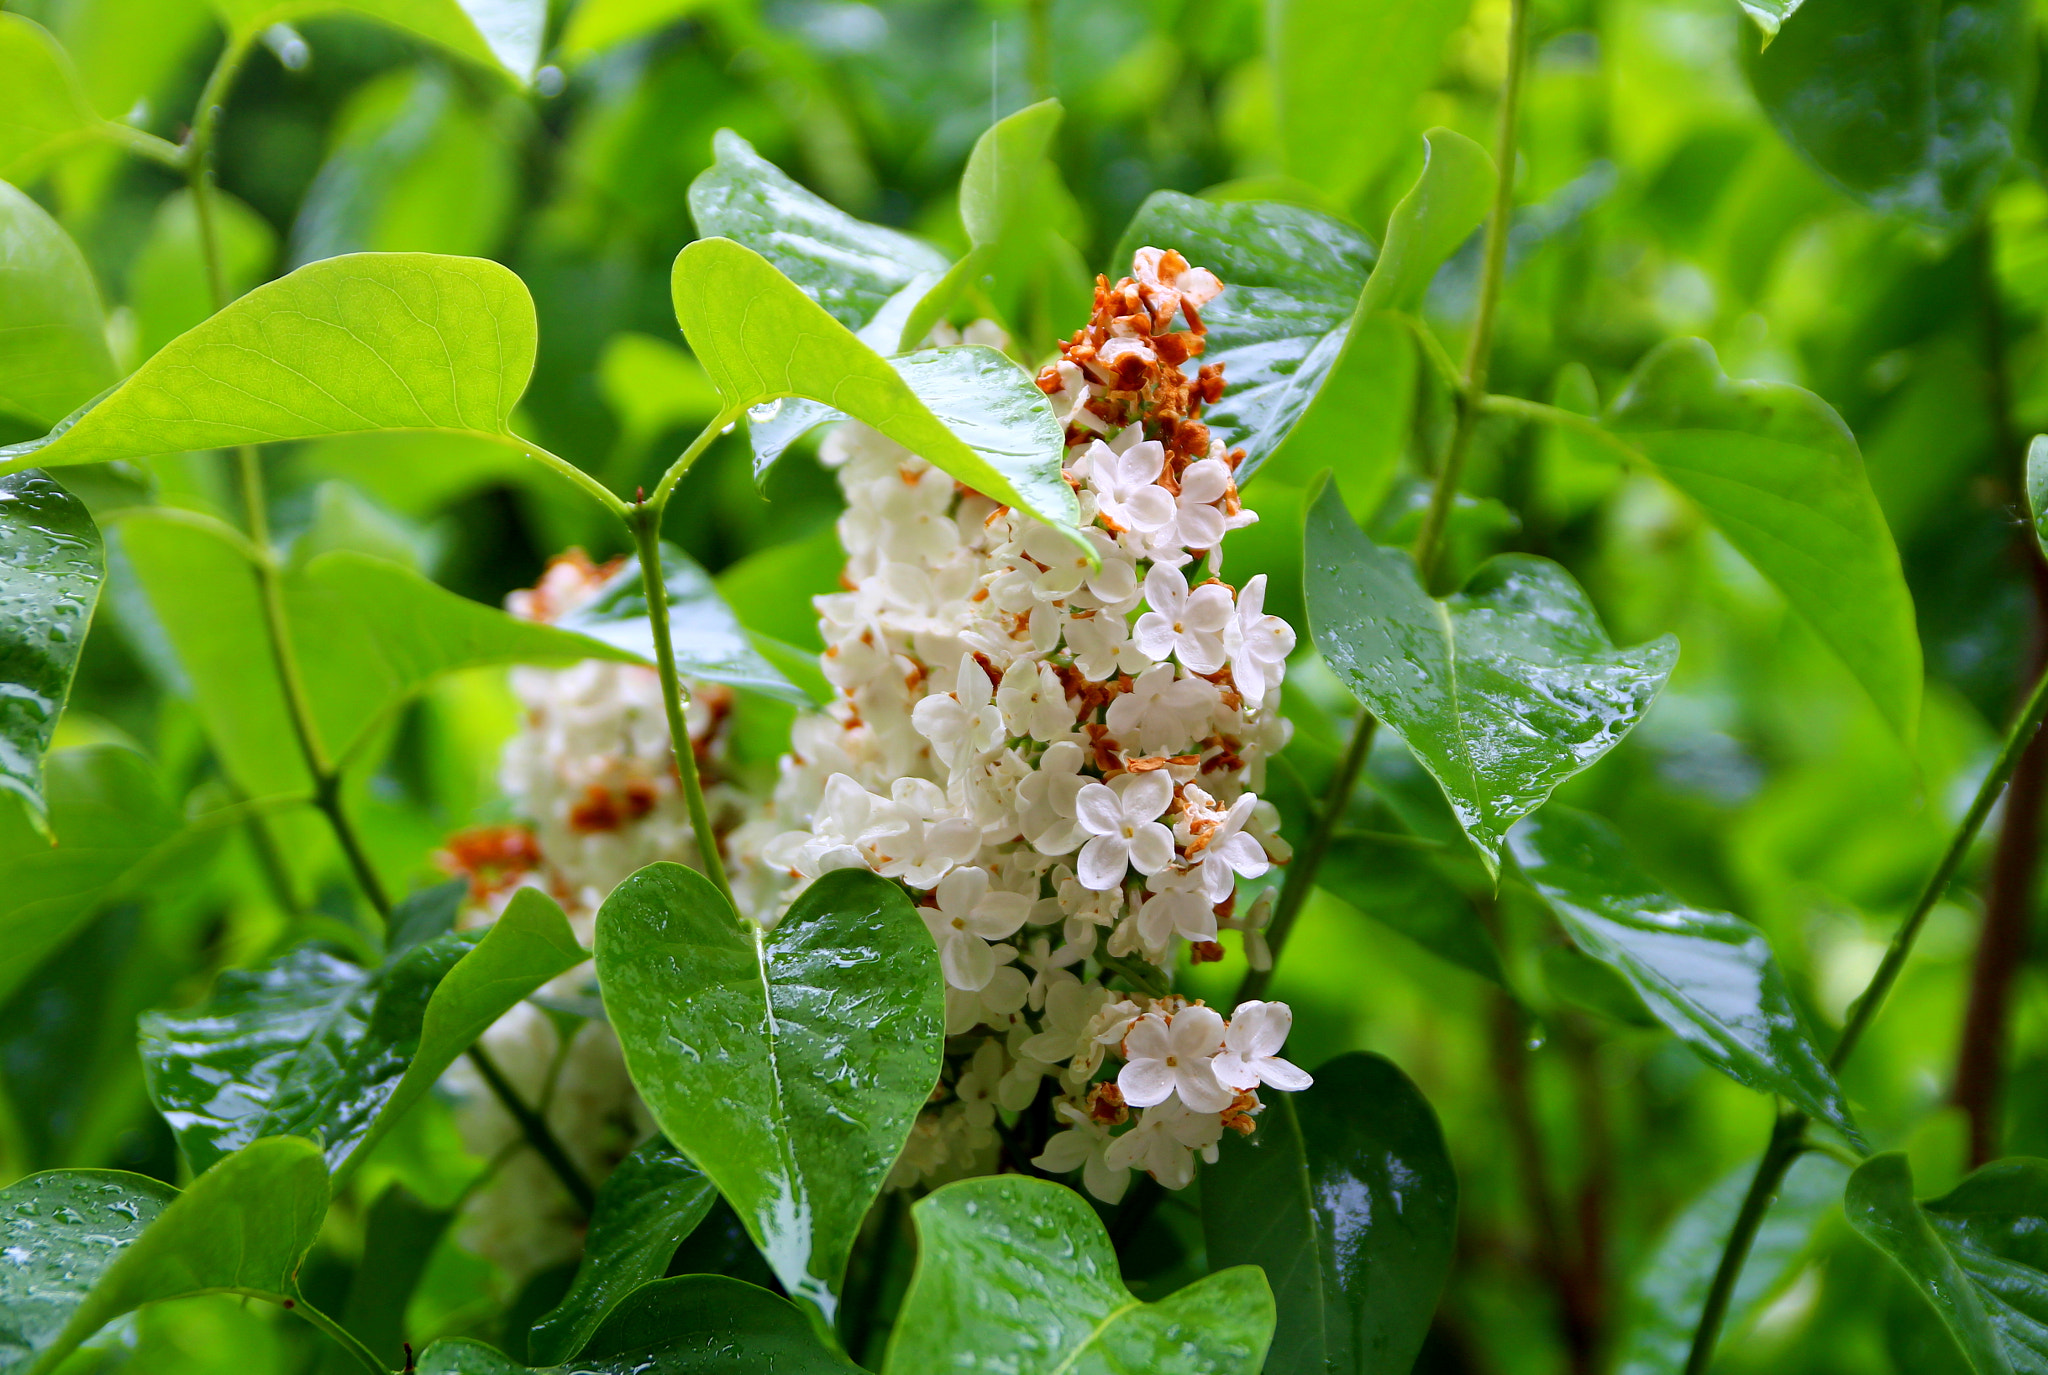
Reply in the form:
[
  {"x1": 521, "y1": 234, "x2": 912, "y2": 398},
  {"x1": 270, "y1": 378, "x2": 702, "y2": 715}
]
[
  {"x1": 0, "y1": 181, "x2": 116, "y2": 431},
  {"x1": 1202, "y1": 1052, "x2": 1457, "y2": 1375},
  {"x1": 1509, "y1": 807, "x2": 1858, "y2": 1139},
  {"x1": 0, "y1": 17, "x2": 102, "y2": 183},
  {"x1": 689, "y1": 129, "x2": 950, "y2": 332},
  {"x1": 1615, "y1": 1153, "x2": 1846, "y2": 1375},
  {"x1": 595, "y1": 864, "x2": 941, "y2": 1328},
  {"x1": 527, "y1": 1136, "x2": 718, "y2": 1364},
  {"x1": 143, "y1": 886, "x2": 582, "y2": 1179},
  {"x1": 0, "y1": 471, "x2": 101, "y2": 832},
  {"x1": 1306, "y1": 479, "x2": 1677, "y2": 873},
  {"x1": 0, "y1": 746, "x2": 217, "y2": 1010},
  {"x1": 7, "y1": 1137, "x2": 329, "y2": 1375},
  {"x1": 323, "y1": 1184, "x2": 453, "y2": 1375},
  {"x1": 1318, "y1": 835, "x2": 1502, "y2": 982},
  {"x1": 421, "y1": 1275, "x2": 861, "y2": 1373},
  {"x1": 557, "y1": 542, "x2": 808, "y2": 706},
  {"x1": 1604, "y1": 338, "x2": 1921, "y2": 742},
  {"x1": 1743, "y1": 0, "x2": 2028, "y2": 231},
  {"x1": 884, "y1": 1175, "x2": 1275, "y2": 1373},
  {"x1": 1270, "y1": 0, "x2": 1474, "y2": 204},
  {"x1": 387, "y1": 876, "x2": 468, "y2": 956},
  {"x1": 671, "y1": 238, "x2": 1080, "y2": 543},
  {"x1": 1112, "y1": 195, "x2": 1374, "y2": 479},
  {"x1": 1844, "y1": 1153, "x2": 2023, "y2": 1374}
]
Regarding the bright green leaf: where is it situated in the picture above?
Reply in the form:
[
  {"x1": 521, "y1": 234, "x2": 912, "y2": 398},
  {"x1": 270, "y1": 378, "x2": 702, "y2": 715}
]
[
  {"x1": 143, "y1": 886, "x2": 582, "y2": 1178},
  {"x1": 13, "y1": 1137, "x2": 329, "y2": 1375},
  {"x1": 2025, "y1": 435, "x2": 2048, "y2": 560},
  {"x1": 422, "y1": 1275, "x2": 861, "y2": 1373},
  {"x1": 560, "y1": 0, "x2": 715, "y2": 57},
  {"x1": 1605, "y1": 338, "x2": 1922, "y2": 742},
  {"x1": 1615, "y1": 1153, "x2": 1846, "y2": 1375},
  {"x1": 1305, "y1": 479, "x2": 1677, "y2": 873},
  {"x1": 1742, "y1": 0, "x2": 2028, "y2": 232},
  {"x1": 1270, "y1": 0, "x2": 1473, "y2": 205},
  {"x1": 557, "y1": 542, "x2": 809, "y2": 706},
  {"x1": 0, "y1": 1169, "x2": 176, "y2": 1375},
  {"x1": 1844, "y1": 1153, "x2": 2032, "y2": 1374},
  {"x1": 526, "y1": 1136, "x2": 718, "y2": 1364},
  {"x1": 670, "y1": 237, "x2": 1079, "y2": 543},
  {"x1": 0, "y1": 181, "x2": 115, "y2": 431},
  {"x1": 208, "y1": 0, "x2": 541, "y2": 82},
  {"x1": 595, "y1": 863, "x2": 942, "y2": 1328},
  {"x1": 1509, "y1": 806, "x2": 1858, "y2": 1140},
  {"x1": 0, "y1": 472, "x2": 102, "y2": 833},
  {"x1": 1202, "y1": 1052, "x2": 1457, "y2": 1375},
  {"x1": 127, "y1": 187, "x2": 276, "y2": 363},
  {"x1": 1112, "y1": 195, "x2": 1375, "y2": 480},
  {"x1": 884, "y1": 1174, "x2": 1275, "y2": 1374},
  {"x1": 0, "y1": 17, "x2": 102, "y2": 184},
  {"x1": 0, "y1": 746, "x2": 220, "y2": 1012}
]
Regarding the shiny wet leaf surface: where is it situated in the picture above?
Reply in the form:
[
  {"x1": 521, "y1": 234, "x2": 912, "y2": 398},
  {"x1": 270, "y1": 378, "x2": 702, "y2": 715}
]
[{"x1": 0, "y1": 471, "x2": 100, "y2": 832}]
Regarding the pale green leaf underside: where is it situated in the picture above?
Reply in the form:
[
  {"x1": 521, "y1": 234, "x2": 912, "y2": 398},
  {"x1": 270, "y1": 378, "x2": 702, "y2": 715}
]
[{"x1": 0, "y1": 180, "x2": 116, "y2": 431}]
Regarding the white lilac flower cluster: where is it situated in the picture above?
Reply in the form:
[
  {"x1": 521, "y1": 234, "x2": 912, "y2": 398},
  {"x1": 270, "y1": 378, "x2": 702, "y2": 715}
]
[
  {"x1": 435, "y1": 551, "x2": 748, "y2": 1282},
  {"x1": 737, "y1": 249, "x2": 1312, "y2": 1202}
]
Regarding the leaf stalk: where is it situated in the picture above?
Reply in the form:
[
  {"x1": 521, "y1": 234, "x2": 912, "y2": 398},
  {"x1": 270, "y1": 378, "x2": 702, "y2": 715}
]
[{"x1": 464, "y1": 1044, "x2": 597, "y2": 1214}]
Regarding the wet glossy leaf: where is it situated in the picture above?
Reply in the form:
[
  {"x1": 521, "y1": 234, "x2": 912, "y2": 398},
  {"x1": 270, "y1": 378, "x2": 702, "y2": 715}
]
[
  {"x1": 1271, "y1": 0, "x2": 1473, "y2": 204},
  {"x1": 671, "y1": 238, "x2": 1079, "y2": 544},
  {"x1": 557, "y1": 542, "x2": 809, "y2": 706},
  {"x1": 1509, "y1": 807, "x2": 1857, "y2": 1139},
  {"x1": 8, "y1": 1137, "x2": 329, "y2": 1375},
  {"x1": 1843, "y1": 1153, "x2": 2044, "y2": 1373},
  {"x1": 1742, "y1": 0, "x2": 2027, "y2": 231},
  {"x1": 1112, "y1": 195, "x2": 1374, "y2": 480},
  {"x1": 1605, "y1": 338, "x2": 1922, "y2": 742},
  {"x1": 209, "y1": 0, "x2": 542, "y2": 82},
  {"x1": 884, "y1": 1174, "x2": 1274, "y2": 1373},
  {"x1": 128, "y1": 188, "x2": 276, "y2": 362},
  {"x1": 0, "y1": 472, "x2": 101, "y2": 833},
  {"x1": 0, "y1": 253, "x2": 556, "y2": 483},
  {"x1": 1615, "y1": 1153, "x2": 1846, "y2": 1375},
  {"x1": 595, "y1": 863, "x2": 941, "y2": 1328},
  {"x1": 1305, "y1": 479, "x2": 1677, "y2": 874},
  {"x1": 527, "y1": 1136, "x2": 719, "y2": 1364},
  {"x1": 0, "y1": 17, "x2": 101, "y2": 183},
  {"x1": 1202, "y1": 1052, "x2": 1457, "y2": 1375},
  {"x1": 143, "y1": 886, "x2": 582, "y2": 1178},
  {"x1": 2025, "y1": 435, "x2": 2048, "y2": 560},
  {"x1": 0, "y1": 181, "x2": 116, "y2": 431},
  {"x1": 688, "y1": 129, "x2": 950, "y2": 333},
  {"x1": 0, "y1": 746, "x2": 216, "y2": 1010},
  {"x1": 423, "y1": 1275, "x2": 860, "y2": 1373},
  {"x1": 119, "y1": 512, "x2": 639, "y2": 796}
]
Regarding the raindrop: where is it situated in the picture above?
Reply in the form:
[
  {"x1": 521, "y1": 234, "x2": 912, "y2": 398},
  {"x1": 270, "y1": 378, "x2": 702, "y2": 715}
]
[{"x1": 747, "y1": 399, "x2": 784, "y2": 424}]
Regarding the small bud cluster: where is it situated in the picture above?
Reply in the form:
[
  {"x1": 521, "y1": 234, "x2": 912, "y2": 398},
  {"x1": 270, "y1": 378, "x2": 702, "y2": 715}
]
[{"x1": 740, "y1": 249, "x2": 1310, "y2": 1202}]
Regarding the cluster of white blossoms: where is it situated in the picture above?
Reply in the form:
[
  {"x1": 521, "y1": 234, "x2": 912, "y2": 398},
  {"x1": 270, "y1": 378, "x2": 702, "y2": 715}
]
[
  {"x1": 437, "y1": 551, "x2": 749, "y2": 1281},
  {"x1": 735, "y1": 249, "x2": 1312, "y2": 1202}
]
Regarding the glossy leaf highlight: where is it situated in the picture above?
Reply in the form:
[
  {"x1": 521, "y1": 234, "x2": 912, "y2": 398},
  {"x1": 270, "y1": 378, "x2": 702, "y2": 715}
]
[
  {"x1": 0, "y1": 472, "x2": 101, "y2": 832},
  {"x1": 1203, "y1": 1052, "x2": 1458, "y2": 1375},
  {"x1": 595, "y1": 863, "x2": 942, "y2": 1328},
  {"x1": 885, "y1": 1174, "x2": 1275, "y2": 1373},
  {"x1": 1305, "y1": 479, "x2": 1677, "y2": 873}
]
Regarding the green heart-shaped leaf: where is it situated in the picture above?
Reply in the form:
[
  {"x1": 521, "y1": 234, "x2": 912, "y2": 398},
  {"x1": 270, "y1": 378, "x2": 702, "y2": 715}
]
[
  {"x1": 0, "y1": 472, "x2": 101, "y2": 834},
  {"x1": 1270, "y1": 0, "x2": 1474, "y2": 204},
  {"x1": 1305, "y1": 478, "x2": 1677, "y2": 873},
  {"x1": 595, "y1": 863, "x2": 940, "y2": 1328},
  {"x1": 526, "y1": 1136, "x2": 719, "y2": 1365},
  {"x1": 0, "y1": 180, "x2": 116, "y2": 431},
  {"x1": 142, "y1": 886, "x2": 583, "y2": 1178},
  {"x1": 0, "y1": 747, "x2": 221, "y2": 1011},
  {"x1": 1509, "y1": 806, "x2": 1858, "y2": 1140},
  {"x1": 422, "y1": 1275, "x2": 862, "y2": 1373},
  {"x1": 1844, "y1": 1153, "x2": 2048, "y2": 1373},
  {"x1": 1202, "y1": 1052, "x2": 1458, "y2": 1375},
  {"x1": 1742, "y1": 0, "x2": 2026, "y2": 232},
  {"x1": 1111, "y1": 195, "x2": 1374, "y2": 480},
  {"x1": 7, "y1": 1137, "x2": 330, "y2": 1375},
  {"x1": 1605, "y1": 338, "x2": 1922, "y2": 743},
  {"x1": 0, "y1": 18, "x2": 103, "y2": 184},
  {"x1": 671, "y1": 237, "x2": 1078, "y2": 545},
  {"x1": 209, "y1": 0, "x2": 541, "y2": 82},
  {"x1": 883, "y1": 1174, "x2": 1275, "y2": 1373}
]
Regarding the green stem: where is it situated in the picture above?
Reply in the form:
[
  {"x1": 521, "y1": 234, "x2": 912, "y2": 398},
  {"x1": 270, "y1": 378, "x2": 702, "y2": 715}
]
[
  {"x1": 289, "y1": 1293, "x2": 393, "y2": 1374},
  {"x1": 1681, "y1": 1112, "x2": 1806, "y2": 1375},
  {"x1": 650, "y1": 409, "x2": 741, "y2": 508},
  {"x1": 1236, "y1": 711, "x2": 1378, "y2": 1003},
  {"x1": 96, "y1": 120, "x2": 186, "y2": 170},
  {"x1": 1414, "y1": 0, "x2": 1528, "y2": 588},
  {"x1": 628, "y1": 501, "x2": 734, "y2": 903},
  {"x1": 503, "y1": 431, "x2": 633, "y2": 520},
  {"x1": 464, "y1": 1045, "x2": 596, "y2": 1214}
]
